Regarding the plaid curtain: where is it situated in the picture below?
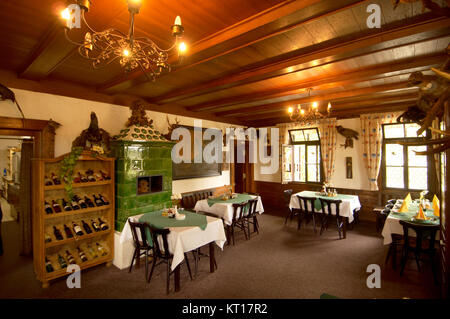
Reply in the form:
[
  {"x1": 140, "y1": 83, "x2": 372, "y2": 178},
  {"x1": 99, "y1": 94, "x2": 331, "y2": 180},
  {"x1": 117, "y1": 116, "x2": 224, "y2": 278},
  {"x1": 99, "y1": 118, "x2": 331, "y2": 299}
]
[
  {"x1": 318, "y1": 118, "x2": 337, "y2": 184},
  {"x1": 360, "y1": 113, "x2": 399, "y2": 191}
]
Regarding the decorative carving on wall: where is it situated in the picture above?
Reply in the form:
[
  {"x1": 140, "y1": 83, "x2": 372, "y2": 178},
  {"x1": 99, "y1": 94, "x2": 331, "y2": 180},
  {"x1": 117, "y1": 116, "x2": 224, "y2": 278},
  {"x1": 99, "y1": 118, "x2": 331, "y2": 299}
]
[
  {"x1": 336, "y1": 125, "x2": 359, "y2": 149},
  {"x1": 72, "y1": 112, "x2": 111, "y2": 154}
]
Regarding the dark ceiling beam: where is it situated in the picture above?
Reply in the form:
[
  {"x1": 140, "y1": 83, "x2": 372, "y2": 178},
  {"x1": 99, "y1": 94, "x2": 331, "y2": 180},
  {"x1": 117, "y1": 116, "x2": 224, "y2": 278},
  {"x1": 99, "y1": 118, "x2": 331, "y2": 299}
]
[
  {"x1": 245, "y1": 102, "x2": 415, "y2": 127},
  {"x1": 19, "y1": 3, "x2": 126, "y2": 80},
  {"x1": 216, "y1": 81, "x2": 413, "y2": 117},
  {"x1": 98, "y1": 0, "x2": 364, "y2": 93},
  {"x1": 159, "y1": 15, "x2": 450, "y2": 109},
  {"x1": 183, "y1": 53, "x2": 443, "y2": 112}
]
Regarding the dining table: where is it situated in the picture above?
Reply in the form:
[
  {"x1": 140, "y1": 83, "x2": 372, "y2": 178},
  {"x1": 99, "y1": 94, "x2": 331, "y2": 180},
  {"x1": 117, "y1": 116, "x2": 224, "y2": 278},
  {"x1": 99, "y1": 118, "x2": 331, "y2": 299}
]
[
  {"x1": 381, "y1": 201, "x2": 440, "y2": 245},
  {"x1": 120, "y1": 209, "x2": 227, "y2": 291},
  {"x1": 288, "y1": 190, "x2": 361, "y2": 238},
  {"x1": 193, "y1": 193, "x2": 264, "y2": 226}
]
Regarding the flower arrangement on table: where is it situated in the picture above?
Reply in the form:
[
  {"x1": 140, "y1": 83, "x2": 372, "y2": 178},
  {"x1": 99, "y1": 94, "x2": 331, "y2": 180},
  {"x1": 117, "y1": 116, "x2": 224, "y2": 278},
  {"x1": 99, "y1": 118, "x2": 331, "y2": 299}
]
[{"x1": 171, "y1": 193, "x2": 182, "y2": 208}]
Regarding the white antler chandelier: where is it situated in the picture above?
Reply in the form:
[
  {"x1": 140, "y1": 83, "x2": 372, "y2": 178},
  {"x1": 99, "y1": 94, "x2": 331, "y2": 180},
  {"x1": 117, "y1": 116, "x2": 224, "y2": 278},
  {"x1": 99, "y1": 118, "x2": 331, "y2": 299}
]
[{"x1": 61, "y1": 0, "x2": 186, "y2": 81}]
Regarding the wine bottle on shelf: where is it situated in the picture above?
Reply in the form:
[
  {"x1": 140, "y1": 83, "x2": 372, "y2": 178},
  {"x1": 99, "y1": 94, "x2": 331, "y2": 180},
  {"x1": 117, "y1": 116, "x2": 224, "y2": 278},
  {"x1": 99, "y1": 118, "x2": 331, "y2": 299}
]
[
  {"x1": 65, "y1": 250, "x2": 76, "y2": 265},
  {"x1": 77, "y1": 247, "x2": 88, "y2": 262},
  {"x1": 72, "y1": 222, "x2": 84, "y2": 236},
  {"x1": 44, "y1": 233, "x2": 52, "y2": 243},
  {"x1": 96, "y1": 242, "x2": 108, "y2": 256},
  {"x1": 87, "y1": 244, "x2": 98, "y2": 259},
  {"x1": 86, "y1": 169, "x2": 96, "y2": 182},
  {"x1": 63, "y1": 224, "x2": 74, "y2": 239},
  {"x1": 73, "y1": 174, "x2": 81, "y2": 183},
  {"x1": 93, "y1": 194, "x2": 104, "y2": 207},
  {"x1": 98, "y1": 218, "x2": 109, "y2": 231},
  {"x1": 45, "y1": 257, "x2": 54, "y2": 273},
  {"x1": 91, "y1": 219, "x2": 100, "y2": 232},
  {"x1": 70, "y1": 197, "x2": 80, "y2": 210},
  {"x1": 75, "y1": 195, "x2": 87, "y2": 209},
  {"x1": 57, "y1": 254, "x2": 67, "y2": 268},
  {"x1": 99, "y1": 170, "x2": 111, "y2": 180},
  {"x1": 44, "y1": 175, "x2": 53, "y2": 186},
  {"x1": 78, "y1": 172, "x2": 88, "y2": 183},
  {"x1": 51, "y1": 173, "x2": 61, "y2": 185},
  {"x1": 51, "y1": 200, "x2": 62, "y2": 213},
  {"x1": 94, "y1": 171, "x2": 103, "y2": 181},
  {"x1": 44, "y1": 201, "x2": 53, "y2": 214},
  {"x1": 81, "y1": 220, "x2": 92, "y2": 234},
  {"x1": 98, "y1": 194, "x2": 110, "y2": 206},
  {"x1": 53, "y1": 226, "x2": 63, "y2": 241},
  {"x1": 84, "y1": 196, "x2": 95, "y2": 208},
  {"x1": 62, "y1": 199, "x2": 72, "y2": 211}
]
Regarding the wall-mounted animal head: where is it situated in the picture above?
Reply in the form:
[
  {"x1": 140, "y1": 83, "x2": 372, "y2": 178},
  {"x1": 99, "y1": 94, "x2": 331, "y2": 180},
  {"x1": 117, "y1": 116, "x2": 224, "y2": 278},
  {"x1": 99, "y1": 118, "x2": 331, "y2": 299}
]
[{"x1": 336, "y1": 125, "x2": 359, "y2": 149}]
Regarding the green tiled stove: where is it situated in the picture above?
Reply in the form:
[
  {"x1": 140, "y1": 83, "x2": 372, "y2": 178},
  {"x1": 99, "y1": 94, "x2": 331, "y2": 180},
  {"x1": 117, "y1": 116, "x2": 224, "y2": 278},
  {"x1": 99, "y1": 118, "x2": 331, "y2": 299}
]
[{"x1": 110, "y1": 123, "x2": 175, "y2": 231}]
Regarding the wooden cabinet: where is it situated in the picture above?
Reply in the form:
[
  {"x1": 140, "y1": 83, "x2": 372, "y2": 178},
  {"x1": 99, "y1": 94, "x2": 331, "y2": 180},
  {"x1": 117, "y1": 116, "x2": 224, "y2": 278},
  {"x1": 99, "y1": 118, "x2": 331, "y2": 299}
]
[{"x1": 32, "y1": 151, "x2": 115, "y2": 288}]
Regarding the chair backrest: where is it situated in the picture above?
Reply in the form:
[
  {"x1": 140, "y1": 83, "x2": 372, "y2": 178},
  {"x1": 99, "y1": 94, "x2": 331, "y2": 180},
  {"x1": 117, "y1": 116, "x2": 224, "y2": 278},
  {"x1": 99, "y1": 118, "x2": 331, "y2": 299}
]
[
  {"x1": 128, "y1": 219, "x2": 152, "y2": 249},
  {"x1": 319, "y1": 198, "x2": 342, "y2": 216},
  {"x1": 399, "y1": 220, "x2": 440, "y2": 251},
  {"x1": 283, "y1": 189, "x2": 293, "y2": 207},
  {"x1": 232, "y1": 202, "x2": 248, "y2": 221},
  {"x1": 297, "y1": 195, "x2": 317, "y2": 214},
  {"x1": 147, "y1": 224, "x2": 171, "y2": 259},
  {"x1": 385, "y1": 203, "x2": 394, "y2": 210},
  {"x1": 387, "y1": 199, "x2": 397, "y2": 205},
  {"x1": 247, "y1": 198, "x2": 258, "y2": 216}
]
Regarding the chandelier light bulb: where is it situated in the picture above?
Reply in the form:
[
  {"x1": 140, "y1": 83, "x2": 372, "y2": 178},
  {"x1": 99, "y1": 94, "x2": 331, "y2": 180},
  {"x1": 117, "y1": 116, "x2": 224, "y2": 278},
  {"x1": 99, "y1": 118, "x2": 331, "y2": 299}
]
[
  {"x1": 174, "y1": 16, "x2": 182, "y2": 26},
  {"x1": 178, "y1": 42, "x2": 187, "y2": 53},
  {"x1": 288, "y1": 106, "x2": 293, "y2": 113},
  {"x1": 123, "y1": 49, "x2": 130, "y2": 57},
  {"x1": 61, "y1": 8, "x2": 70, "y2": 20},
  {"x1": 328, "y1": 102, "x2": 332, "y2": 110},
  {"x1": 300, "y1": 109, "x2": 305, "y2": 115},
  {"x1": 312, "y1": 101, "x2": 318, "y2": 109}
]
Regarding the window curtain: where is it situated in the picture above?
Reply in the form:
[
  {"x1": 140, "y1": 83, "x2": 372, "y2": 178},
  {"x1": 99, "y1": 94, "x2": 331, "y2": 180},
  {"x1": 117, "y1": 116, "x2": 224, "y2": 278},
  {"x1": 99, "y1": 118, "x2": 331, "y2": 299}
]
[
  {"x1": 317, "y1": 118, "x2": 337, "y2": 184},
  {"x1": 360, "y1": 113, "x2": 400, "y2": 191}
]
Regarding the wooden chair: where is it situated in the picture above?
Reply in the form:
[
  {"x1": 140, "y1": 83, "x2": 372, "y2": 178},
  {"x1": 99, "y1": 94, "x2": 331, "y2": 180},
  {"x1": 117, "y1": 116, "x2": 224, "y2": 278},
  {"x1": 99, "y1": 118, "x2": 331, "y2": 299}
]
[
  {"x1": 399, "y1": 220, "x2": 440, "y2": 284},
  {"x1": 146, "y1": 225, "x2": 193, "y2": 294},
  {"x1": 244, "y1": 198, "x2": 260, "y2": 238},
  {"x1": 296, "y1": 195, "x2": 318, "y2": 233},
  {"x1": 128, "y1": 219, "x2": 153, "y2": 278},
  {"x1": 319, "y1": 198, "x2": 344, "y2": 239},
  {"x1": 385, "y1": 233, "x2": 403, "y2": 270},
  {"x1": 0, "y1": 204, "x2": 3, "y2": 256},
  {"x1": 227, "y1": 202, "x2": 249, "y2": 245},
  {"x1": 283, "y1": 189, "x2": 294, "y2": 224},
  {"x1": 191, "y1": 211, "x2": 219, "y2": 276}
]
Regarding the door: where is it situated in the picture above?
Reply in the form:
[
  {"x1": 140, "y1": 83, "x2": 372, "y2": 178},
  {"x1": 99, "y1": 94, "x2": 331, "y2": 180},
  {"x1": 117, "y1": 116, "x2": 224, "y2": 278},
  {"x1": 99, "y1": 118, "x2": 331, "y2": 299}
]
[{"x1": 233, "y1": 140, "x2": 253, "y2": 193}]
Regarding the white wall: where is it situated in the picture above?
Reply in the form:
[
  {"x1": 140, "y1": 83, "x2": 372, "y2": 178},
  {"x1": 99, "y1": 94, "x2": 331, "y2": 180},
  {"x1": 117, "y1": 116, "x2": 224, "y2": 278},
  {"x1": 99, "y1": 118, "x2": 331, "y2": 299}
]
[
  {"x1": 0, "y1": 88, "x2": 232, "y2": 194},
  {"x1": 253, "y1": 118, "x2": 371, "y2": 190}
]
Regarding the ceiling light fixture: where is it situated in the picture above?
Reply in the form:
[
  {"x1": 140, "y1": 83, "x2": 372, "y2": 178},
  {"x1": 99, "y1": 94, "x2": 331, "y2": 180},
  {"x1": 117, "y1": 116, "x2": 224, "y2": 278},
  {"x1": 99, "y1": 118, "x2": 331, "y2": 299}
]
[
  {"x1": 61, "y1": 0, "x2": 185, "y2": 81},
  {"x1": 287, "y1": 88, "x2": 331, "y2": 125}
]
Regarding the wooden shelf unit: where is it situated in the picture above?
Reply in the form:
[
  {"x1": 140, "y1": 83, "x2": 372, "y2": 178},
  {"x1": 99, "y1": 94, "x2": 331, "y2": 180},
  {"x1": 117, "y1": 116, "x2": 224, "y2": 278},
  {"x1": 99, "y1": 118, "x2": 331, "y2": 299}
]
[{"x1": 32, "y1": 151, "x2": 115, "y2": 288}]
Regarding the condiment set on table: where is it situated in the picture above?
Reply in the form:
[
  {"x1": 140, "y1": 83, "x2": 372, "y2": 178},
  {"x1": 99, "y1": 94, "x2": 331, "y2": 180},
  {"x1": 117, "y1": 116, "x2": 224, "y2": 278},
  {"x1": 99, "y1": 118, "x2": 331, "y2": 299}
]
[{"x1": 162, "y1": 193, "x2": 185, "y2": 220}]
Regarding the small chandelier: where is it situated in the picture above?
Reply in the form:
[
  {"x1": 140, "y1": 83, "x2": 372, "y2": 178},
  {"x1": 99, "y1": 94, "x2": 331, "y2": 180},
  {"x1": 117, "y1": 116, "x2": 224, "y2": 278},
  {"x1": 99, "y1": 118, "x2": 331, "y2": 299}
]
[
  {"x1": 287, "y1": 88, "x2": 331, "y2": 125},
  {"x1": 61, "y1": 0, "x2": 186, "y2": 81}
]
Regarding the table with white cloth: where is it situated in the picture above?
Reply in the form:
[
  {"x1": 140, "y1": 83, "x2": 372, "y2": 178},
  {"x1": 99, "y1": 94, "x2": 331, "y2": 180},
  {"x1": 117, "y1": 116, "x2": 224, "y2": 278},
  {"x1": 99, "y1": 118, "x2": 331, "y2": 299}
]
[
  {"x1": 289, "y1": 191, "x2": 361, "y2": 238},
  {"x1": 120, "y1": 210, "x2": 227, "y2": 291},
  {"x1": 193, "y1": 194, "x2": 264, "y2": 226}
]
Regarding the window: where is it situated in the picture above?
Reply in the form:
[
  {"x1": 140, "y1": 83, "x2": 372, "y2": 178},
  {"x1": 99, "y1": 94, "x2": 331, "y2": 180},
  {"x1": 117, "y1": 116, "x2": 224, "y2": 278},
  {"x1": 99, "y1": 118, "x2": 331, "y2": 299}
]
[
  {"x1": 282, "y1": 128, "x2": 322, "y2": 183},
  {"x1": 382, "y1": 123, "x2": 429, "y2": 190}
]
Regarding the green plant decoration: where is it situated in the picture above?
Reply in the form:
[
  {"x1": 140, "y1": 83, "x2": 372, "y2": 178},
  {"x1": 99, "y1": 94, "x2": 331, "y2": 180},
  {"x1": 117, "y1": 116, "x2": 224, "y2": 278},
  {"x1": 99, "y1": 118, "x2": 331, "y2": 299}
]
[{"x1": 58, "y1": 147, "x2": 84, "y2": 199}]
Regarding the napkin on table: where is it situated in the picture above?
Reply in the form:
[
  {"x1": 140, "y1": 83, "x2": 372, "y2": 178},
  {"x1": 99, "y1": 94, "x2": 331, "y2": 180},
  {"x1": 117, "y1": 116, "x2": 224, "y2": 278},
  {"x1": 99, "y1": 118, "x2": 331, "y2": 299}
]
[
  {"x1": 416, "y1": 205, "x2": 426, "y2": 220},
  {"x1": 432, "y1": 195, "x2": 440, "y2": 217}
]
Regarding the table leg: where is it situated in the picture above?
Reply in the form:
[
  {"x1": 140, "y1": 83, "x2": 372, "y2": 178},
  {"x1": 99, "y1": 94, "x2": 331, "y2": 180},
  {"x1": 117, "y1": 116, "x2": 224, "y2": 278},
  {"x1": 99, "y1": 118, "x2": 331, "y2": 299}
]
[
  {"x1": 174, "y1": 265, "x2": 180, "y2": 292},
  {"x1": 209, "y1": 243, "x2": 215, "y2": 273},
  {"x1": 342, "y1": 217, "x2": 347, "y2": 239}
]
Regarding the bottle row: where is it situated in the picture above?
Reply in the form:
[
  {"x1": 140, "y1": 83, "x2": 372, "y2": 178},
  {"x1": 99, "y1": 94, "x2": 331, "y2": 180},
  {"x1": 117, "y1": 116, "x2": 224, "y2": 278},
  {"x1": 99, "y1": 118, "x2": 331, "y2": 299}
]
[
  {"x1": 46, "y1": 218, "x2": 109, "y2": 243},
  {"x1": 44, "y1": 194, "x2": 110, "y2": 215},
  {"x1": 44, "y1": 169, "x2": 111, "y2": 186},
  {"x1": 45, "y1": 242, "x2": 109, "y2": 273}
]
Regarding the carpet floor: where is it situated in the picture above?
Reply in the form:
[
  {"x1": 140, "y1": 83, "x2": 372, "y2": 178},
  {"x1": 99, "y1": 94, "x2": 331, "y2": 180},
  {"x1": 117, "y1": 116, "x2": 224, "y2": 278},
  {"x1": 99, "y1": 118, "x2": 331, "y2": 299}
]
[{"x1": 0, "y1": 213, "x2": 441, "y2": 299}]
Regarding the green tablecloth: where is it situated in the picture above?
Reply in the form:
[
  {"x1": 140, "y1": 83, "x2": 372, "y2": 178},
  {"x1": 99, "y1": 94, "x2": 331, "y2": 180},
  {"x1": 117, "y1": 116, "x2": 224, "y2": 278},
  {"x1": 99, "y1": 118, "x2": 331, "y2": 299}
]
[
  {"x1": 297, "y1": 191, "x2": 355, "y2": 211},
  {"x1": 138, "y1": 210, "x2": 207, "y2": 246},
  {"x1": 207, "y1": 193, "x2": 254, "y2": 207},
  {"x1": 388, "y1": 203, "x2": 440, "y2": 226}
]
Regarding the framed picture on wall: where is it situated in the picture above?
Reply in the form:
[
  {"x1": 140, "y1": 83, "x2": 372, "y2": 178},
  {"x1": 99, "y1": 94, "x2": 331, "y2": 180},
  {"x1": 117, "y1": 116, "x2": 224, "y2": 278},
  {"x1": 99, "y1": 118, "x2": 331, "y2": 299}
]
[{"x1": 172, "y1": 125, "x2": 223, "y2": 180}]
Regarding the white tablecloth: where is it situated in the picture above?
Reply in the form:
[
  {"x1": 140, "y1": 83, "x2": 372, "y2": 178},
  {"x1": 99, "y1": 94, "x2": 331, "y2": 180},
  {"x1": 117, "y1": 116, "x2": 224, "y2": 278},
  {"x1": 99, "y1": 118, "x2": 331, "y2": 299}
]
[
  {"x1": 193, "y1": 195, "x2": 264, "y2": 226},
  {"x1": 289, "y1": 191, "x2": 361, "y2": 223},
  {"x1": 120, "y1": 214, "x2": 227, "y2": 271}
]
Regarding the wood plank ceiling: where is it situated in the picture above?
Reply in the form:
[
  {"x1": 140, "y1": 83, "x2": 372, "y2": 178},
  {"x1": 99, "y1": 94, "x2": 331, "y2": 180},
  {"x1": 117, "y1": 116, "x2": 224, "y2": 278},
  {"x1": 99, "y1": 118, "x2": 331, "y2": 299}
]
[{"x1": 0, "y1": 0, "x2": 449, "y2": 127}]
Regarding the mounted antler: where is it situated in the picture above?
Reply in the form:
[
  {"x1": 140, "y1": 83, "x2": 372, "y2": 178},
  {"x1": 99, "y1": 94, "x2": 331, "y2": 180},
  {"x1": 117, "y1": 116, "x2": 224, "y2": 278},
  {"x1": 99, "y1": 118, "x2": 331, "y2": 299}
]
[
  {"x1": 162, "y1": 115, "x2": 181, "y2": 140},
  {"x1": 393, "y1": 0, "x2": 450, "y2": 17}
]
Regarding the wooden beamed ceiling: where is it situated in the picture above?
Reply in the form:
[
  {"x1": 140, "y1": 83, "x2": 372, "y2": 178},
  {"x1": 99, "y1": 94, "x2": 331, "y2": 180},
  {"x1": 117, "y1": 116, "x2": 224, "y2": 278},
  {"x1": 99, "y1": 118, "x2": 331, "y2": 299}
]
[{"x1": 0, "y1": 0, "x2": 449, "y2": 127}]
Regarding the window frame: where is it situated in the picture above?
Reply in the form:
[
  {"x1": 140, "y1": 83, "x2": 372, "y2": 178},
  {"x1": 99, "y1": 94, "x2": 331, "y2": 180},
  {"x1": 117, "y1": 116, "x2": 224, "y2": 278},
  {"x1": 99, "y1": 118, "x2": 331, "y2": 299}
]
[
  {"x1": 381, "y1": 123, "x2": 430, "y2": 191},
  {"x1": 287, "y1": 128, "x2": 323, "y2": 184}
]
